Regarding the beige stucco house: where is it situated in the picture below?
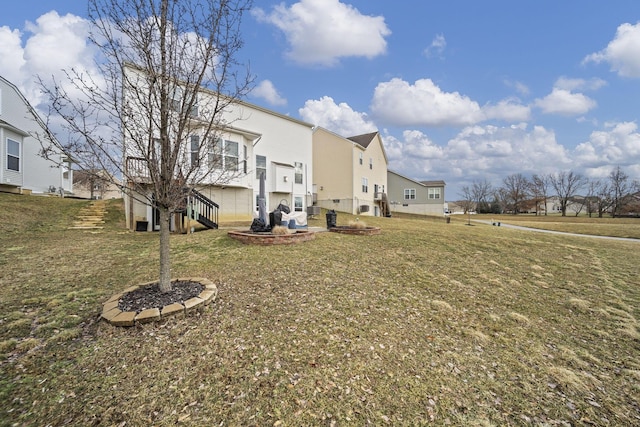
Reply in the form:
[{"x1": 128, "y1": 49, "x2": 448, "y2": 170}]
[
  {"x1": 387, "y1": 170, "x2": 446, "y2": 216},
  {"x1": 312, "y1": 128, "x2": 390, "y2": 217}
]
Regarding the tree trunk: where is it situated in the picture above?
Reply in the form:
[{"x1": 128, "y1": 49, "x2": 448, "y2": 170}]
[{"x1": 158, "y1": 206, "x2": 172, "y2": 293}]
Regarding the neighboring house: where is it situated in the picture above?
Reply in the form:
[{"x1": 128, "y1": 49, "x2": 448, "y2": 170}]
[
  {"x1": 312, "y1": 127, "x2": 390, "y2": 217},
  {"x1": 122, "y1": 65, "x2": 314, "y2": 231},
  {"x1": 387, "y1": 170, "x2": 446, "y2": 216},
  {"x1": 72, "y1": 169, "x2": 122, "y2": 200},
  {"x1": 0, "y1": 76, "x2": 72, "y2": 195}
]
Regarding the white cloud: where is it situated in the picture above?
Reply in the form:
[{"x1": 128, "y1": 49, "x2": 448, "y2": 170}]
[
  {"x1": 370, "y1": 78, "x2": 530, "y2": 127},
  {"x1": 371, "y1": 78, "x2": 482, "y2": 126},
  {"x1": 0, "y1": 26, "x2": 26, "y2": 84},
  {"x1": 534, "y1": 88, "x2": 596, "y2": 116},
  {"x1": 424, "y1": 34, "x2": 446, "y2": 58},
  {"x1": 299, "y1": 96, "x2": 377, "y2": 136},
  {"x1": 386, "y1": 123, "x2": 572, "y2": 196},
  {"x1": 0, "y1": 11, "x2": 96, "y2": 108},
  {"x1": 504, "y1": 79, "x2": 530, "y2": 97},
  {"x1": 554, "y1": 76, "x2": 607, "y2": 91},
  {"x1": 574, "y1": 121, "x2": 640, "y2": 168},
  {"x1": 252, "y1": 0, "x2": 391, "y2": 66},
  {"x1": 583, "y1": 22, "x2": 640, "y2": 78},
  {"x1": 252, "y1": 80, "x2": 287, "y2": 106},
  {"x1": 483, "y1": 99, "x2": 531, "y2": 122}
]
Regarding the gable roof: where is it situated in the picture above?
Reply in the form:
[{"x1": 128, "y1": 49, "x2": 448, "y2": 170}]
[
  {"x1": 347, "y1": 131, "x2": 378, "y2": 149},
  {"x1": 388, "y1": 169, "x2": 446, "y2": 187}
]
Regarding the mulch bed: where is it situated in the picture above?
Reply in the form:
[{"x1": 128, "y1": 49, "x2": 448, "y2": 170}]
[{"x1": 118, "y1": 280, "x2": 204, "y2": 312}]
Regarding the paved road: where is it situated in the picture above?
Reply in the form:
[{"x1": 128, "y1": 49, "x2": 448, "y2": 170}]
[{"x1": 472, "y1": 219, "x2": 640, "y2": 243}]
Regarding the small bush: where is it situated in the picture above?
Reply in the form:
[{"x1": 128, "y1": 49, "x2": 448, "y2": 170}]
[
  {"x1": 271, "y1": 226, "x2": 289, "y2": 235},
  {"x1": 348, "y1": 220, "x2": 367, "y2": 229}
]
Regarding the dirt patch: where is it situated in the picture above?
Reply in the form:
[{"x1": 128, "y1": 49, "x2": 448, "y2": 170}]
[{"x1": 118, "y1": 280, "x2": 204, "y2": 312}]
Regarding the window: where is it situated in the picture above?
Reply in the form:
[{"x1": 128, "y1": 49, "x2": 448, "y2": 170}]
[
  {"x1": 428, "y1": 188, "x2": 441, "y2": 199},
  {"x1": 362, "y1": 177, "x2": 368, "y2": 193},
  {"x1": 190, "y1": 135, "x2": 200, "y2": 166},
  {"x1": 294, "y1": 162, "x2": 303, "y2": 184},
  {"x1": 170, "y1": 86, "x2": 182, "y2": 111},
  {"x1": 359, "y1": 152, "x2": 363, "y2": 165},
  {"x1": 294, "y1": 196, "x2": 303, "y2": 212},
  {"x1": 255, "y1": 155, "x2": 266, "y2": 179},
  {"x1": 209, "y1": 139, "x2": 238, "y2": 171},
  {"x1": 7, "y1": 139, "x2": 19, "y2": 171},
  {"x1": 369, "y1": 158, "x2": 373, "y2": 170},
  {"x1": 404, "y1": 189, "x2": 416, "y2": 200}
]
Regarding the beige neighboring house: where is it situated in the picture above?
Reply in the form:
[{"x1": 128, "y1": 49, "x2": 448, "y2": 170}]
[
  {"x1": 387, "y1": 170, "x2": 446, "y2": 216},
  {"x1": 72, "y1": 169, "x2": 122, "y2": 200},
  {"x1": 312, "y1": 128, "x2": 390, "y2": 217}
]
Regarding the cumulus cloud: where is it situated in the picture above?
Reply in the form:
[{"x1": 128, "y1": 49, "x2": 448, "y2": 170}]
[
  {"x1": 252, "y1": 80, "x2": 287, "y2": 106},
  {"x1": 252, "y1": 0, "x2": 391, "y2": 66},
  {"x1": 0, "y1": 26, "x2": 26, "y2": 84},
  {"x1": 370, "y1": 78, "x2": 530, "y2": 127},
  {"x1": 534, "y1": 88, "x2": 596, "y2": 116},
  {"x1": 299, "y1": 96, "x2": 377, "y2": 136},
  {"x1": 424, "y1": 34, "x2": 446, "y2": 58},
  {"x1": 385, "y1": 123, "x2": 572, "y2": 195},
  {"x1": 0, "y1": 11, "x2": 96, "y2": 107},
  {"x1": 574, "y1": 121, "x2": 640, "y2": 168},
  {"x1": 583, "y1": 22, "x2": 640, "y2": 78}
]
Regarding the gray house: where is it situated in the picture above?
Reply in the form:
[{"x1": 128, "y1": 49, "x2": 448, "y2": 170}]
[
  {"x1": 387, "y1": 170, "x2": 445, "y2": 216},
  {"x1": 0, "y1": 76, "x2": 72, "y2": 195}
]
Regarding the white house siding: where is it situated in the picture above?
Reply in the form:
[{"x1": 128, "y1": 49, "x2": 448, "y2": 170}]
[
  {"x1": 122, "y1": 65, "x2": 313, "y2": 227},
  {"x1": 0, "y1": 76, "x2": 72, "y2": 195}
]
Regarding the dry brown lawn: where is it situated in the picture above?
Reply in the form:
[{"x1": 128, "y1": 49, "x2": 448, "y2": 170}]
[{"x1": 1, "y1": 193, "x2": 639, "y2": 426}]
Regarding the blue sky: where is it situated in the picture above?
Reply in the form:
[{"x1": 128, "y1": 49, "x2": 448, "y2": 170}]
[{"x1": 2, "y1": 0, "x2": 639, "y2": 199}]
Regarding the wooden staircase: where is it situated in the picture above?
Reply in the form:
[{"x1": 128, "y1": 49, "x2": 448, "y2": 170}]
[{"x1": 183, "y1": 189, "x2": 219, "y2": 229}]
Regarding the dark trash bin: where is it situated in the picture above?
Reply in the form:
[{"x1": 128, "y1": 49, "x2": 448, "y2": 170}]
[
  {"x1": 445, "y1": 216, "x2": 451, "y2": 224},
  {"x1": 326, "y1": 210, "x2": 337, "y2": 228}
]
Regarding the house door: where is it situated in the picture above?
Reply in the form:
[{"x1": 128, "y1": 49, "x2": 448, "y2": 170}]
[{"x1": 374, "y1": 205, "x2": 380, "y2": 217}]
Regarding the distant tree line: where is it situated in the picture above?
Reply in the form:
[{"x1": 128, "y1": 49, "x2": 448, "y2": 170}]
[{"x1": 459, "y1": 166, "x2": 640, "y2": 217}]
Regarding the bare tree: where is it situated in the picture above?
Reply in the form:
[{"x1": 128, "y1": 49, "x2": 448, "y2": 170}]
[
  {"x1": 586, "y1": 179, "x2": 613, "y2": 218},
  {"x1": 549, "y1": 171, "x2": 586, "y2": 217},
  {"x1": 471, "y1": 179, "x2": 493, "y2": 213},
  {"x1": 458, "y1": 185, "x2": 476, "y2": 214},
  {"x1": 609, "y1": 166, "x2": 631, "y2": 217},
  {"x1": 530, "y1": 174, "x2": 551, "y2": 216},
  {"x1": 501, "y1": 173, "x2": 529, "y2": 214},
  {"x1": 38, "y1": 0, "x2": 253, "y2": 292}
]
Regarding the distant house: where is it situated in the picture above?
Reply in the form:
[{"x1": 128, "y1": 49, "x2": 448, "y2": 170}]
[
  {"x1": 72, "y1": 169, "x2": 122, "y2": 200},
  {"x1": 312, "y1": 127, "x2": 390, "y2": 216},
  {"x1": 0, "y1": 75, "x2": 72, "y2": 195},
  {"x1": 387, "y1": 170, "x2": 446, "y2": 216},
  {"x1": 122, "y1": 64, "x2": 314, "y2": 231}
]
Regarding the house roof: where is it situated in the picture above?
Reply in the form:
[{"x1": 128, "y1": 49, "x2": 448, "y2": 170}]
[
  {"x1": 347, "y1": 132, "x2": 378, "y2": 149},
  {"x1": 388, "y1": 169, "x2": 446, "y2": 187},
  {"x1": 420, "y1": 180, "x2": 446, "y2": 186}
]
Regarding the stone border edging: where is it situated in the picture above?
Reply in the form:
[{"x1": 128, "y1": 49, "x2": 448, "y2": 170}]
[
  {"x1": 101, "y1": 277, "x2": 218, "y2": 327},
  {"x1": 227, "y1": 229, "x2": 315, "y2": 245}
]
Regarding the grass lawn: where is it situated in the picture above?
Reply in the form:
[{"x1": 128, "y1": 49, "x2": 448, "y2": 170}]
[{"x1": 1, "y1": 193, "x2": 639, "y2": 426}]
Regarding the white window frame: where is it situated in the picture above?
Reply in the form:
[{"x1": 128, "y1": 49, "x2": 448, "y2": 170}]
[
  {"x1": 362, "y1": 177, "x2": 368, "y2": 193},
  {"x1": 359, "y1": 152, "x2": 363, "y2": 165},
  {"x1": 404, "y1": 188, "x2": 416, "y2": 200},
  {"x1": 294, "y1": 162, "x2": 303, "y2": 184},
  {"x1": 190, "y1": 135, "x2": 200, "y2": 167},
  {"x1": 256, "y1": 155, "x2": 266, "y2": 179},
  {"x1": 369, "y1": 158, "x2": 373, "y2": 170},
  {"x1": 209, "y1": 138, "x2": 239, "y2": 171},
  {"x1": 428, "y1": 188, "x2": 441, "y2": 199},
  {"x1": 7, "y1": 138, "x2": 20, "y2": 172},
  {"x1": 294, "y1": 196, "x2": 303, "y2": 212}
]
